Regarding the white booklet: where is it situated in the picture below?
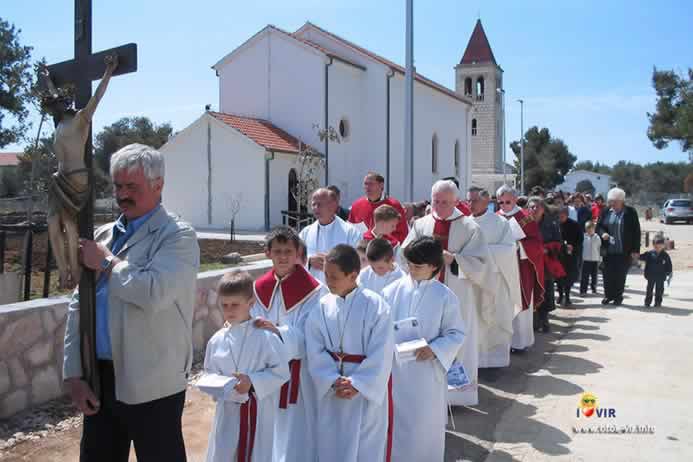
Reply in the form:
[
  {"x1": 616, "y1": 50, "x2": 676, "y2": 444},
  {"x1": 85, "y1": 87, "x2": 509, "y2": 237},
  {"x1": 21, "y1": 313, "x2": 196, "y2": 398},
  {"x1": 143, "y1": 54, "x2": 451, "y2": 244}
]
[
  {"x1": 195, "y1": 373, "x2": 247, "y2": 403},
  {"x1": 395, "y1": 338, "x2": 428, "y2": 364}
]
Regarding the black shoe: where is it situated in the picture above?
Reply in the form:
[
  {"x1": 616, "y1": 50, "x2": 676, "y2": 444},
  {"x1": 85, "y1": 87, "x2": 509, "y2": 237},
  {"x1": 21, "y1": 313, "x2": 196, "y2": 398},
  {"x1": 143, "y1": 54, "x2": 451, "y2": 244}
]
[
  {"x1": 601, "y1": 298, "x2": 611, "y2": 305},
  {"x1": 644, "y1": 302, "x2": 651, "y2": 307},
  {"x1": 579, "y1": 291, "x2": 587, "y2": 297},
  {"x1": 510, "y1": 347, "x2": 526, "y2": 355},
  {"x1": 563, "y1": 296, "x2": 572, "y2": 307},
  {"x1": 613, "y1": 298, "x2": 623, "y2": 306},
  {"x1": 654, "y1": 302, "x2": 662, "y2": 307},
  {"x1": 592, "y1": 288, "x2": 598, "y2": 294},
  {"x1": 541, "y1": 320, "x2": 551, "y2": 333}
]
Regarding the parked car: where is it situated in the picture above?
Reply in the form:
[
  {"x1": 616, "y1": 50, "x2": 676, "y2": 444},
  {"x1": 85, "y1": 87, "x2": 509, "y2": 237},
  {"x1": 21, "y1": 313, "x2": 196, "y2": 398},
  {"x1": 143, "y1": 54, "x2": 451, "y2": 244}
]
[{"x1": 660, "y1": 199, "x2": 693, "y2": 224}]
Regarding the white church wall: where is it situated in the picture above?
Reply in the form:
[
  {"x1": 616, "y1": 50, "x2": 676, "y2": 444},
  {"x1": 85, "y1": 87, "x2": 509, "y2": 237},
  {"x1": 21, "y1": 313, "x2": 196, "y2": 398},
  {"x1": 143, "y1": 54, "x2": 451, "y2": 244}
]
[
  {"x1": 210, "y1": 119, "x2": 266, "y2": 231},
  {"x1": 161, "y1": 116, "x2": 209, "y2": 228},
  {"x1": 218, "y1": 33, "x2": 270, "y2": 120},
  {"x1": 557, "y1": 170, "x2": 612, "y2": 196}
]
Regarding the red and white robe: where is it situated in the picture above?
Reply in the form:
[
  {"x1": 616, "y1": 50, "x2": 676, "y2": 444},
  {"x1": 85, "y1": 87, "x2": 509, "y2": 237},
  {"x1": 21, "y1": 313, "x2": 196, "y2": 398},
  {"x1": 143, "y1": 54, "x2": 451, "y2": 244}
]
[{"x1": 251, "y1": 265, "x2": 325, "y2": 462}]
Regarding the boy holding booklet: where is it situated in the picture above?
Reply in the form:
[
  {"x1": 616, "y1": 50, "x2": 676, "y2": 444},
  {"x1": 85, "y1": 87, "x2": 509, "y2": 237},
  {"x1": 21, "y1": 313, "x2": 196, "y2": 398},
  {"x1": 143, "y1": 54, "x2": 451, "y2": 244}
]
[
  {"x1": 382, "y1": 237, "x2": 465, "y2": 462},
  {"x1": 200, "y1": 270, "x2": 289, "y2": 462}
]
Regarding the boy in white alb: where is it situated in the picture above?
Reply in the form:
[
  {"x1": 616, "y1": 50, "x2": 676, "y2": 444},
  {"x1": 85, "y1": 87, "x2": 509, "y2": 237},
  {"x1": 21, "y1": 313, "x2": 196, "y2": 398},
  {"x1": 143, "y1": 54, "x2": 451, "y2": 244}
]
[
  {"x1": 357, "y1": 238, "x2": 404, "y2": 294},
  {"x1": 202, "y1": 271, "x2": 289, "y2": 462},
  {"x1": 251, "y1": 227, "x2": 326, "y2": 462},
  {"x1": 580, "y1": 221, "x2": 602, "y2": 296},
  {"x1": 363, "y1": 204, "x2": 402, "y2": 258},
  {"x1": 306, "y1": 244, "x2": 395, "y2": 462},
  {"x1": 383, "y1": 237, "x2": 465, "y2": 462}
]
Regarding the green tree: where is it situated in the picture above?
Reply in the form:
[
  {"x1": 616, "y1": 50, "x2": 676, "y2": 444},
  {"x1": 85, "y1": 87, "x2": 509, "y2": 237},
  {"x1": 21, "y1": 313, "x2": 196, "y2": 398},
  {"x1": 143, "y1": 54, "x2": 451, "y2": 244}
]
[
  {"x1": 510, "y1": 126, "x2": 577, "y2": 190},
  {"x1": 647, "y1": 67, "x2": 693, "y2": 157},
  {"x1": 573, "y1": 160, "x2": 612, "y2": 174},
  {"x1": 94, "y1": 117, "x2": 173, "y2": 174},
  {"x1": 576, "y1": 179, "x2": 595, "y2": 195},
  {"x1": 0, "y1": 18, "x2": 34, "y2": 148}
]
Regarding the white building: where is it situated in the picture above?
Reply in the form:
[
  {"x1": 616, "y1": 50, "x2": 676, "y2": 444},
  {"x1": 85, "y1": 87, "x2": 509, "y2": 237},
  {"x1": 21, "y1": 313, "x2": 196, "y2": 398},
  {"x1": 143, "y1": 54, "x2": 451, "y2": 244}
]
[
  {"x1": 557, "y1": 170, "x2": 614, "y2": 196},
  {"x1": 163, "y1": 22, "x2": 477, "y2": 230}
]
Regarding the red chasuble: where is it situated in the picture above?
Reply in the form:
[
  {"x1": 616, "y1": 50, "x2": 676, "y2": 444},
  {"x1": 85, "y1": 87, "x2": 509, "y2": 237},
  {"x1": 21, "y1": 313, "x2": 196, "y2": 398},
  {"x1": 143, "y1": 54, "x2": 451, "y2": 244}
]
[
  {"x1": 498, "y1": 209, "x2": 545, "y2": 310},
  {"x1": 254, "y1": 265, "x2": 320, "y2": 409},
  {"x1": 432, "y1": 214, "x2": 464, "y2": 283},
  {"x1": 456, "y1": 200, "x2": 472, "y2": 216},
  {"x1": 363, "y1": 229, "x2": 399, "y2": 248},
  {"x1": 348, "y1": 196, "x2": 409, "y2": 244}
]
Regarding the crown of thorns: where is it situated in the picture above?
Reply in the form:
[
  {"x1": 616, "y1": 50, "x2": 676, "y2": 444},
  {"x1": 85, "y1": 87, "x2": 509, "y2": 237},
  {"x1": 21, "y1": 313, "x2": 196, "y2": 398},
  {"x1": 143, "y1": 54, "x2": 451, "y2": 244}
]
[{"x1": 39, "y1": 85, "x2": 75, "y2": 112}]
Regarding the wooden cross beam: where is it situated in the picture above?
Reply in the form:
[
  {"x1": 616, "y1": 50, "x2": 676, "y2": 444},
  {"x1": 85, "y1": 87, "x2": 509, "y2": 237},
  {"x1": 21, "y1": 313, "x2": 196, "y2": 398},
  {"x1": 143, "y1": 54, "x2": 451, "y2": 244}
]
[{"x1": 45, "y1": 0, "x2": 137, "y2": 396}]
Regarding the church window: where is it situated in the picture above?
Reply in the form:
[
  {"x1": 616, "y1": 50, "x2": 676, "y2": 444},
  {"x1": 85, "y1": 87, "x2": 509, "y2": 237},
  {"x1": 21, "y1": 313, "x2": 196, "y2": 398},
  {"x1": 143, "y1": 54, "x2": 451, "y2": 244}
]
[
  {"x1": 454, "y1": 140, "x2": 460, "y2": 176},
  {"x1": 432, "y1": 134, "x2": 439, "y2": 174},
  {"x1": 471, "y1": 119, "x2": 478, "y2": 136},
  {"x1": 339, "y1": 118, "x2": 350, "y2": 140},
  {"x1": 476, "y1": 77, "x2": 485, "y2": 101},
  {"x1": 464, "y1": 77, "x2": 472, "y2": 96}
]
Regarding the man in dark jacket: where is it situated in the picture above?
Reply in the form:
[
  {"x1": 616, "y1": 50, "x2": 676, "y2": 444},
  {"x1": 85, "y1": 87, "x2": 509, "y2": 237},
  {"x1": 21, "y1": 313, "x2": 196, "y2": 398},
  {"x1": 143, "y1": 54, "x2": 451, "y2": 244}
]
[
  {"x1": 558, "y1": 207, "x2": 582, "y2": 306},
  {"x1": 596, "y1": 188, "x2": 641, "y2": 306}
]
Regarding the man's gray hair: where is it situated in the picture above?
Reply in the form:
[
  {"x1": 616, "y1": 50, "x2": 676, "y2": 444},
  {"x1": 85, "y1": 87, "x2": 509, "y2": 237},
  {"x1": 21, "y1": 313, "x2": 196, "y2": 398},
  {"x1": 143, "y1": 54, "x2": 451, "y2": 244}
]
[
  {"x1": 110, "y1": 143, "x2": 165, "y2": 182},
  {"x1": 496, "y1": 184, "x2": 517, "y2": 198},
  {"x1": 468, "y1": 186, "x2": 490, "y2": 199},
  {"x1": 607, "y1": 187, "x2": 626, "y2": 202},
  {"x1": 431, "y1": 180, "x2": 459, "y2": 198}
]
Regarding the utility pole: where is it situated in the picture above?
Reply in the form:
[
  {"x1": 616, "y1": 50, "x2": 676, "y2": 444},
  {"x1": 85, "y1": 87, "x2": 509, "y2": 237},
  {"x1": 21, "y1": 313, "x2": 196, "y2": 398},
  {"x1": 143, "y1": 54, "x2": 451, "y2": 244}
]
[
  {"x1": 497, "y1": 88, "x2": 506, "y2": 184},
  {"x1": 404, "y1": 0, "x2": 414, "y2": 201},
  {"x1": 518, "y1": 98, "x2": 525, "y2": 194}
]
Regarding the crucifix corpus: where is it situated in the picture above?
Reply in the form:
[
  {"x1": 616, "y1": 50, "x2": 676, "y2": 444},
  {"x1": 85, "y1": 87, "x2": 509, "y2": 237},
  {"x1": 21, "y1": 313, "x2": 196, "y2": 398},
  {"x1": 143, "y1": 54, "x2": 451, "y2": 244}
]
[{"x1": 41, "y1": 0, "x2": 137, "y2": 396}]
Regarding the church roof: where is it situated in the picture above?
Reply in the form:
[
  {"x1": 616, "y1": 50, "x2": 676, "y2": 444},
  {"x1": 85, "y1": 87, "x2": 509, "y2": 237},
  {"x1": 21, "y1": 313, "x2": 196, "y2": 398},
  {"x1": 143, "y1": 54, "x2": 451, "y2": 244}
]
[
  {"x1": 460, "y1": 20, "x2": 496, "y2": 65},
  {"x1": 209, "y1": 112, "x2": 302, "y2": 154},
  {"x1": 297, "y1": 22, "x2": 471, "y2": 106},
  {"x1": 0, "y1": 152, "x2": 21, "y2": 167}
]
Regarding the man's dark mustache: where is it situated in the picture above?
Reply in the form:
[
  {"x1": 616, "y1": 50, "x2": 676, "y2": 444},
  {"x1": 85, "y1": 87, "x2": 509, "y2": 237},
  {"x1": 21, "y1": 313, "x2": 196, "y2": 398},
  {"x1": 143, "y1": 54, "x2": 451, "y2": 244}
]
[{"x1": 117, "y1": 199, "x2": 135, "y2": 207}]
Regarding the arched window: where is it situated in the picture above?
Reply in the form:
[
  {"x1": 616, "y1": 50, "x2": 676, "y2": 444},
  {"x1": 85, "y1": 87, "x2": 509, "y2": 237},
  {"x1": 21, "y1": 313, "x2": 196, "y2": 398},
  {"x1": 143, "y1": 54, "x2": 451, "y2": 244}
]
[
  {"x1": 431, "y1": 134, "x2": 438, "y2": 174},
  {"x1": 339, "y1": 118, "x2": 350, "y2": 139},
  {"x1": 471, "y1": 119, "x2": 478, "y2": 136},
  {"x1": 476, "y1": 76, "x2": 485, "y2": 101},
  {"x1": 464, "y1": 77, "x2": 472, "y2": 96},
  {"x1": 454, "y1": 140, "x2": 460, "y2": 176}
]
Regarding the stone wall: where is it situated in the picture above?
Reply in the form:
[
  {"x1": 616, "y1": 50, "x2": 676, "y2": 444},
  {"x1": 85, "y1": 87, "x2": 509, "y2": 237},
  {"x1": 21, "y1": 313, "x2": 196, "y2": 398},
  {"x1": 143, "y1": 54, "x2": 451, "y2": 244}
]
[{"x1": 0, "y1": 260, "x2": 272, "y2": 420}]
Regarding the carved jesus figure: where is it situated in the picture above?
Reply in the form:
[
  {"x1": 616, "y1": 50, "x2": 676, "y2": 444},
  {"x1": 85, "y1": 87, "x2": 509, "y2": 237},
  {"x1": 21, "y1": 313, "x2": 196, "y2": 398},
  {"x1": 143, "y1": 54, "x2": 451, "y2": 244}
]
[{"x1": 40, "y1": 55, "x2": 118, "y2": 289}]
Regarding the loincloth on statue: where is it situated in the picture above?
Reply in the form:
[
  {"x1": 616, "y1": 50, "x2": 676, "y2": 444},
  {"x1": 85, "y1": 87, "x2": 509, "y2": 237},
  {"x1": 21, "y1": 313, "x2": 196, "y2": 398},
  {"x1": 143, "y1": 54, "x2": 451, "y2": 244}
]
[{"x1": 49, "y1": 169, "x2": 90, "y2": 217}]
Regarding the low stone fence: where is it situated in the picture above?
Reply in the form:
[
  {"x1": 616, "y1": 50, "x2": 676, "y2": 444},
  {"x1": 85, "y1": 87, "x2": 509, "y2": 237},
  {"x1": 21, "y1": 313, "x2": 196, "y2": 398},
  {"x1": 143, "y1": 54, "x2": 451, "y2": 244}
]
[{"x1": 0, "y1": 259, "x2": 272, "y2": 420}]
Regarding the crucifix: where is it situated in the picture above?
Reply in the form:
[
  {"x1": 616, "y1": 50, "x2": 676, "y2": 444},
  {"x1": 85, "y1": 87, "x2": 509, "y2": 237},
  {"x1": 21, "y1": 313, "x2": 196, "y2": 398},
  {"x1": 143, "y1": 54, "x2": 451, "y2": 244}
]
[{"x1": 43, "y1": 0, "x2": 137, "y2": 396}]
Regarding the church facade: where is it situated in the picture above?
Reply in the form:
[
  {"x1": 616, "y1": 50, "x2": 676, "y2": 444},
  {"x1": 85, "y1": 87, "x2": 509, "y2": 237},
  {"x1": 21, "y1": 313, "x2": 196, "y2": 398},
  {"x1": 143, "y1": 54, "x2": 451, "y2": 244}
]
[{"x1": 164, "y1": 21, "x2": 505, "y2": 231}]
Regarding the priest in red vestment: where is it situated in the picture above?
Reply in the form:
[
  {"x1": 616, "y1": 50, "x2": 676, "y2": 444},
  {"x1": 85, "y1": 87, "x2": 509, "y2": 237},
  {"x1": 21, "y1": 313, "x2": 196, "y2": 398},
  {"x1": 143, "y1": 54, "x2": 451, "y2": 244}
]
[
  {"x1": 348, "y1": 172, "x2": 409, "y2": 243},
  {"x1": 496, "y1": 185, "x2": 544, "y2": 351}
]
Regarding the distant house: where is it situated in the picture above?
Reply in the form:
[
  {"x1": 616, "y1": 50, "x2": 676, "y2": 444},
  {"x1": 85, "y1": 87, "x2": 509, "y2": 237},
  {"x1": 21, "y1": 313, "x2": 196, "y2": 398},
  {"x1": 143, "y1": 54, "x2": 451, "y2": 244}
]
[
  {"x1": 0, "y1": 152, "x2": 21, "y2": 197},
  {"x1": 557, "y1": 170, "x2": 614, "y2": 196}
]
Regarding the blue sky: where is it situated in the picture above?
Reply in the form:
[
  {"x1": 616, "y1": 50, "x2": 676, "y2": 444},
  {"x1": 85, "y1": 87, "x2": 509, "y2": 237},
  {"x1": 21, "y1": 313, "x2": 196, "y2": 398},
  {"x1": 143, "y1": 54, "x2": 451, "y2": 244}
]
[{"x1": 4, "y1": 0, "x2": 693, "y2": 165}]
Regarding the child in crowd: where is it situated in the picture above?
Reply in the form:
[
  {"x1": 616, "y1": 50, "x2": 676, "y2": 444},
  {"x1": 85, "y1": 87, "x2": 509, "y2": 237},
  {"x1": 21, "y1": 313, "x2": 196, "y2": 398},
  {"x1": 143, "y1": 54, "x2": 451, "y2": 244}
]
[
  {"x1": 305, "y1": 244, "x2": 394, "y2": 462},
  {"x1": 580, "y1": 221, "x2": 601, "y2": 296},
  {"x1": 355, "y1": 239, "x2": 369, "y2": 270},
  {"x1": 640, "y1": 237, "x2": 673, "y2": 307},
  {"x1": 357, "y1": 238, "x2": 404, "y2": 293},
  {"x1": 364, "y1": 204, "x2": 402, "y2": 253},
  {"x1": 251, "y1": 227, "x2": 326, "y2": 462},
  {"x1": 383, "y1": 237, "x2": 465, "y2": 462},
  {"x1": 202, "y1": 271, "x2": 289, "y2": 462}
]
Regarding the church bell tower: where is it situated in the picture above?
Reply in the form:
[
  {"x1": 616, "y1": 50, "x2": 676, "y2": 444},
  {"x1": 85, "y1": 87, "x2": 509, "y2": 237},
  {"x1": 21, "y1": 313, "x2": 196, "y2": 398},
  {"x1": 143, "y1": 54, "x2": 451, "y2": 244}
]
[{"x1": 455, "y1": 20, "x2": 504, "y2": 175}]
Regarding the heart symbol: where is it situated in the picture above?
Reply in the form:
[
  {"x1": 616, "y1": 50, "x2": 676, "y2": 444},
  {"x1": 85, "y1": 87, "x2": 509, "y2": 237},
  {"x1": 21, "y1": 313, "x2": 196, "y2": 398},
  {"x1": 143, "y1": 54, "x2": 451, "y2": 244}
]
[{"x1": 583, "y1": 408, "x2": 595, "y2": 417}]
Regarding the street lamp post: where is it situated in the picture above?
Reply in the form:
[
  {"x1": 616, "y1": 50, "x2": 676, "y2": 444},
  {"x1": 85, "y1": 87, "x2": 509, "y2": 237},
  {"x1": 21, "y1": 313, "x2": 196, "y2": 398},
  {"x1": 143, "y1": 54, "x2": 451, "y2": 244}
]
[
  {"x1": 518, "y1": 98, "x2": 525, "y2": 194},
  {"x1": 497, "y1": 88, "x2": 506, "y2": 184},
  {"x1": 404, "y1": 0, "x2": 414, "y2": 201}
]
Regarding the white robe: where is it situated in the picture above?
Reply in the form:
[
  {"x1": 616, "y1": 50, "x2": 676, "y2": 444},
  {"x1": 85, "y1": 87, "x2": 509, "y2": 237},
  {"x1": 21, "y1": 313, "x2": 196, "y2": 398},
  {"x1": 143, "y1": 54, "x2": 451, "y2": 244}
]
[
  {"x1": 356, "y1": 264, "x2": 405, "y2": 295},
  {"x1": 305, "y1": 288, "x2": 394, "y2": 462},
  {"x1": 473, "y1": 210, "x2": 522, "y2": 368},
  {"x1": 204, "y1": 322, "x2": 290, "y2": 462},
  {"x1": 299, "y1": 216, "x2": 363, "y2": 283},
  {"x1": 400, "y1": 209, "x2": 495, "y2": 406},
  {"x1": 383, "y1": 276, "x2": 465, "y2": 462},
  {"x1": 499, "y1": 207, "x2": 535, "y2": 350},
  {"x1": 251, "y1": 286, "x2": 327, "y2": 462}
]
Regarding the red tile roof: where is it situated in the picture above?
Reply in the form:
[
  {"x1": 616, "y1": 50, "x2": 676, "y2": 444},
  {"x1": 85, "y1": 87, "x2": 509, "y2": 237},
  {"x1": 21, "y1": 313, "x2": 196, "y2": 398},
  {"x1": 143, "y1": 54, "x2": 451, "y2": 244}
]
[
  {"x1": 209, "y1": 112, "x2": 302, "y2": 154},
  {"x1": 0, "y1": 152, "x2": 21, "y2": 167},
  {"x1": 460, "y1": 20, "x2": 496, "y2": 65},
  {"x1": 297, "y1": 22, "x2": 471, "y2": 106}
]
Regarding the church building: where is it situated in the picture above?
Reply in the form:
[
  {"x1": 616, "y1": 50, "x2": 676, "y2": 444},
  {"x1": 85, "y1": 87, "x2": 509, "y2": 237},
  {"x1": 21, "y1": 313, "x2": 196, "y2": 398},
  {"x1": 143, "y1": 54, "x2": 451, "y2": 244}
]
[{"x1": 163, "y1": 20, "x2": 504, "y2": 231}]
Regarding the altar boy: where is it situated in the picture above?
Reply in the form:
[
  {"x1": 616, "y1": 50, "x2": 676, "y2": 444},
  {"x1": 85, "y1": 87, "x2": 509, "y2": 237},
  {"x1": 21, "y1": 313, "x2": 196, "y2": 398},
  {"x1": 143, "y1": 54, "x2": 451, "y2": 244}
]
[
  {"x1": 251, "y1": 227, "x2": 326, "y2": 462},
  {"x1": 383, "y1": 237, "x2": 465, "y2": 462},
  {"x1": 203, "y1": 270, "x2": 289, "y2": 462},
  {"x1": 305, "y1": 244, "x2": 395, "y2": 462},
  {"x1": 357, "y1": 238, "x2": 404, "y2": 293}
]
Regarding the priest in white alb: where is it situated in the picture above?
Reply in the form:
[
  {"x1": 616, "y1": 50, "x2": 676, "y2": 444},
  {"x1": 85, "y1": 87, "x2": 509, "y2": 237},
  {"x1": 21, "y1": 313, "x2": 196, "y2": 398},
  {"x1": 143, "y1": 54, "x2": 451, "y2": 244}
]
[
  {"x1": 399, "y1": 180, "x2": 494, "y2": 406},
  {"x1": 300, "y1": 188, "x2": 362, "y2": 284},
  {"x1": 468, "y1": 187, "x2": 522, "y2": 368}
]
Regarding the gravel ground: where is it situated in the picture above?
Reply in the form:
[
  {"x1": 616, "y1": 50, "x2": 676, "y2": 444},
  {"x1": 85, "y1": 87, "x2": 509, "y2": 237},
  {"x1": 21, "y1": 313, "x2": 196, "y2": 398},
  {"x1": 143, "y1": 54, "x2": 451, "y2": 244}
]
[{"x1": 0, "y1": 361, "x2": 206, "y2": 456}]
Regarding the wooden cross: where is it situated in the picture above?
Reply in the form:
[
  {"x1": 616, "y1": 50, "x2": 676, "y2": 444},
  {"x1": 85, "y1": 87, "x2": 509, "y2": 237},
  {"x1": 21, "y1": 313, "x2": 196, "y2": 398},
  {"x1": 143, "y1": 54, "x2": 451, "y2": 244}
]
[{"x1": 46, "y1": 0, "x2": 137, "y2": 396}]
